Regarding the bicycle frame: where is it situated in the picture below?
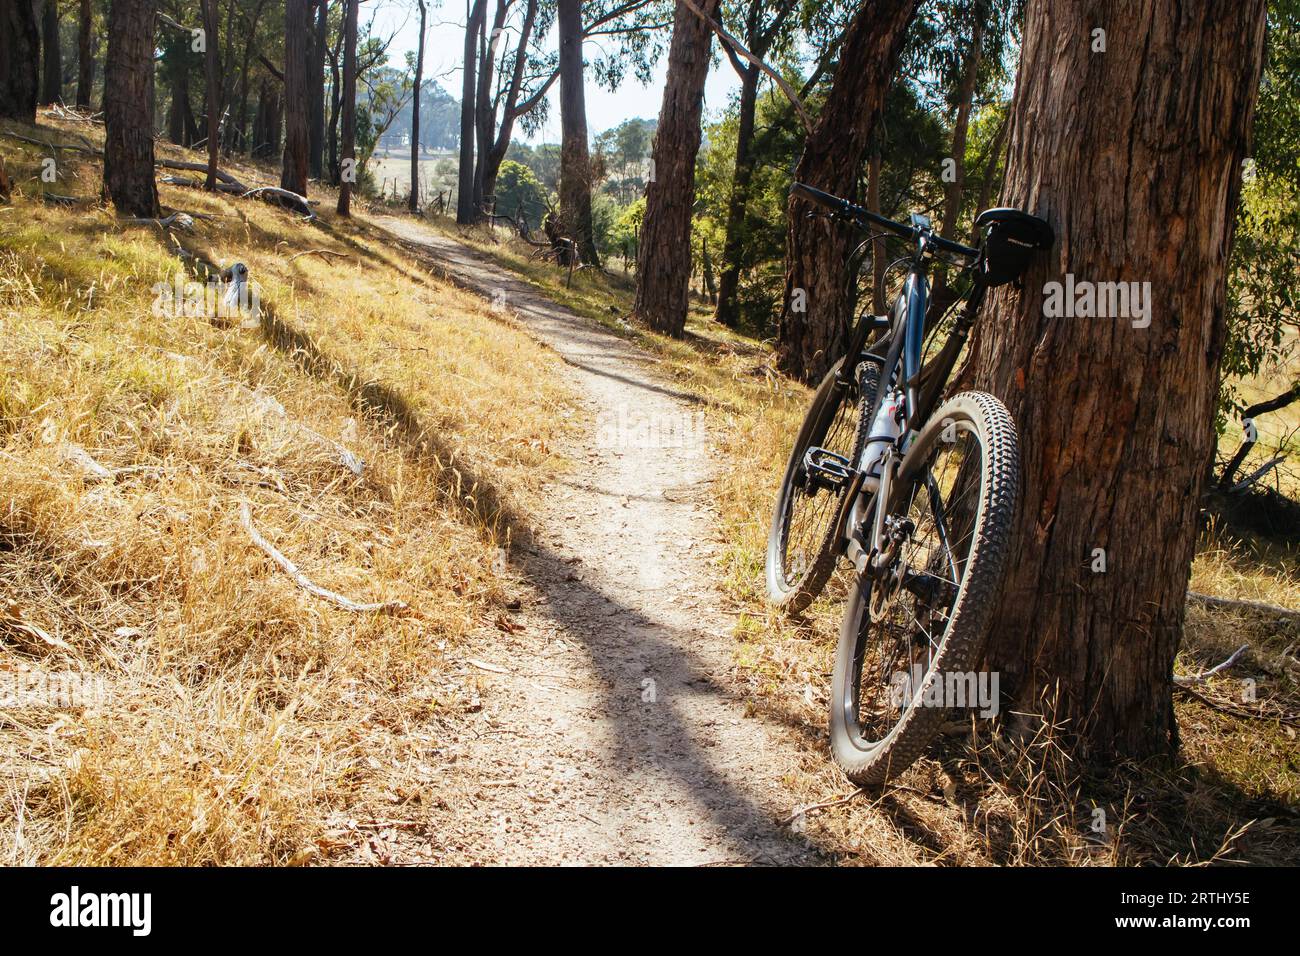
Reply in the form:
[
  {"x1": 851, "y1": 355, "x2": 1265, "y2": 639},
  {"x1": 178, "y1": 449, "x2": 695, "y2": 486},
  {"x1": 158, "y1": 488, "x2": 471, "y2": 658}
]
[{"x1": 834, "y1": 231, "x2": 990, "y2": 578}]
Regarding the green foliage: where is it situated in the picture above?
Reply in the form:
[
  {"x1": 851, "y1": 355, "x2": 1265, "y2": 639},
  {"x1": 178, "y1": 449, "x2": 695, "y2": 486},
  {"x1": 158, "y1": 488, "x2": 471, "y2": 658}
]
[
  {"x1": 494, "y1": 160, "x2": 550, "y2": 230},
  {"x1": 1221, "y1": 0, "x2": 1300, "y2": 422}
]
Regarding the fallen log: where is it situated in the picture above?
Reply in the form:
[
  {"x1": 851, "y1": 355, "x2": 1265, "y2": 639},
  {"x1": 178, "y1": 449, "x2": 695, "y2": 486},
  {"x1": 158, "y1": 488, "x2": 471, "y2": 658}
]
[
  {"x1": 155, "y1": 158, "x2": 248, "y2": 191},
  {"x1": 287, "y1": 248, "x2": 351, "y2": 262},
  {"x1": 1188, "y1": 591, "x2": 1300, "y2": 622},
  {"x1": 240, "y1": 186, "x2": 316, "y2": 218},
  {"x1": 240, "y1": 503, "x2": 406, "y2": 614}
]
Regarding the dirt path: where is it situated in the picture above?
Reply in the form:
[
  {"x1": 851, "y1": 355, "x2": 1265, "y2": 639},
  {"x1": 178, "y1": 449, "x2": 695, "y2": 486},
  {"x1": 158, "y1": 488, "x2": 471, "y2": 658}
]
[{"x1": 373, "y1": 217, "x2": 823, "y2": 865}]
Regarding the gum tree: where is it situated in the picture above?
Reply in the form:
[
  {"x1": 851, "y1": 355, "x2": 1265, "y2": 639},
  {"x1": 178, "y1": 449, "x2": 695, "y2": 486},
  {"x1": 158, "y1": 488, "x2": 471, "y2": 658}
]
[
  {"x1": 966, "y1": 0, "x2": 1269, "y2": 759},
  {"x1": 631, "y1": 0, "x2": 720, "y2": 335},
  {"x1": 102, "y1": 0, "x2": 159, "y2": 217},
  {"x1": 775, "y1": 0, "x2": 919, "y2": 381},
  {"x1": 0, "y1": 0, "x2": 40, "y2": 121}
]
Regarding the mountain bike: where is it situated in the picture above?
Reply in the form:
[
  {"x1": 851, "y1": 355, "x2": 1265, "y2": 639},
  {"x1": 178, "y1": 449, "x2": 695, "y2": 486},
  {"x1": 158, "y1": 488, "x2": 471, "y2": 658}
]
[{"x1": 767, "y1": 182, "x2": 1053, "y2": 784}]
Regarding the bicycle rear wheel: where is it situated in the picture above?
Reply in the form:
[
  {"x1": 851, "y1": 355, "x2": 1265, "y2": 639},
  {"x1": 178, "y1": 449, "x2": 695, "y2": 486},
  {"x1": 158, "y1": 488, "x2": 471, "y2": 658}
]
[
  {"x1": 829, "y1": 391, "x2": 1018, "y2": 784},
  {"x1": 766, "y1": 357, "x2": 878, "y2": 613}
]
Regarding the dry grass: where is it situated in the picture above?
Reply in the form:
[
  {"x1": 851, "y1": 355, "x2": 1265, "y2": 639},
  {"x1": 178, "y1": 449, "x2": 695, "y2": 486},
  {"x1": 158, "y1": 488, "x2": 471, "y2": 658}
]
[
  {"x1": 424, "y1": 215, "x2": 1300, "y2": 865},
  {"x1": 0, "y1": 115, "x2": 574, "y2": 864}
]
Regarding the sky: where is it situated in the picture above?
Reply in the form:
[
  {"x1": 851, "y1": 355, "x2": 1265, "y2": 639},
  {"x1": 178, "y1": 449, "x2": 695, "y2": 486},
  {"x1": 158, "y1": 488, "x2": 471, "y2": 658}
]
[{"x1": 365, "y1": 0, "x2": 743, "y2": 143}]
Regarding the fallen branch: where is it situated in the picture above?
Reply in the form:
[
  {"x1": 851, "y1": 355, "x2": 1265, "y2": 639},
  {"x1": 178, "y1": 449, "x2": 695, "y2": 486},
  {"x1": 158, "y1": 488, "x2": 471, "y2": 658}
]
[
  {"x1": 680, "y1": 0, "x2": 814, "y2": 134},
  {"x1": 1227, "y1": 455, "x2": 1286, "y2": 493},
  {"x1": 240, "y1": 503, "x2": 407, "y2": 614},
  {"x1": 1174, "y1": 643, "x2": 1250, "y2": 686},
  {"x1": 287, "y1": 248, "x2": 351, "y2": 262},
  {"x1": 1188, "y1": 591, "x2": 1300, "y2": 622},
  {"x1": 161, "y1": 174, "x2": 246, "y2": 195},
  {"x1": 1175, "y1": 682, "x2": 1300, "y2": 728},
  {"x1": 241, "y1": 186, "x2": 315, "y2": 218},
  {"x1": 122, "y1": 211, "x2": 197, "y2": 231},
  {"x1": 155, "y1": 158, "x2": 247, "y2": 191},
  {"x1": 781, "y1": 789, "x2": 864, "y2": 825},
  {"x1": 41, "y1": 193, "x2": 83, "y2": 206},
  {"x1": 1, "y1": 130, "x2": 99, "y2": 154}
]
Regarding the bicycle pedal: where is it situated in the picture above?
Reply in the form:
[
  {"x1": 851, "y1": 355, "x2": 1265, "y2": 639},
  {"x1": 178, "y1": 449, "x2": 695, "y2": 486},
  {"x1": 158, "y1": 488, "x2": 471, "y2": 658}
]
[{"x1": 802, "y1": 447, "x2": 852, "y2": 493}]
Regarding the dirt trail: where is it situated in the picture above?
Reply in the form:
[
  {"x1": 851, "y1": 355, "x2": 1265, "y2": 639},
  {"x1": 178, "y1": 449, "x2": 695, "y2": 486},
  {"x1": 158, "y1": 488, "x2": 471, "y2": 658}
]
[{"x1": 374, "y1": 217, "x2": 822, "y2": 865}]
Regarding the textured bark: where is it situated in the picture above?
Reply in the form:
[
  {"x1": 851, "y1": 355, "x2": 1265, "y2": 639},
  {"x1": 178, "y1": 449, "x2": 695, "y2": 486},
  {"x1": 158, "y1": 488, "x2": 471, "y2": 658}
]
[
  {"x1": 631, "y1": 0, "x2": 719, "y2": 336},
  {"x1": 966, "y1": 0, "x2": 1268, "y2": 760},
  {"x1": 41, "y1": 0, "x2": 60, "y2": 105},
  {"x1": 327, "y1": 28, "x2": 341, "y2": 177},
  {"x1": 336, "y1": 0, "x2": 358, "y2": 215},
  {"x1": 775, "y1": 0, "x2": 918, "y2": 382},
  {"x1": 712, "y1": 61, "x2": 758, "y2": 327},
  {"x1": 472, "y1": 0, "x2": 508, "y2": 213},
  {"x1": 456, "y1": 0, "x2": 486, "y2": 222},
  {"x1": 281, "y1": 0, "x2": 311, "y2": 196},
  {"x1": 712, "y1": 0, "x2": 795, "y2": 327},
  {"x1": 102, "y1": 0, "x2": 158, "y2": 217},
  {"x1": 201, "y1": 0, "x2": 221, "y2": 189},
  {"x1": 481, "y1": 0, "x2": 538, "y2": 206},
  {"x1": 557, "y1": 0, "x2": 598, "y2": 264},
  {"x1": 406, "y1": 0, "x2": 425, "y2": 211},
  {"x1": 75, "y1": 0, "x2": 92, "y2": 109},
  {"x1": 866, "y1": 145, "x2": 886, "y2": 315},
  {"x1": 1, "y1": 0, "x2": 40, "y2": 120},
  {"x1": 232, "y1": 0, "x2": 268, "y2": 154},
  {"x1": 309, "y1": 0, "x2": 327, "y2": 178}
]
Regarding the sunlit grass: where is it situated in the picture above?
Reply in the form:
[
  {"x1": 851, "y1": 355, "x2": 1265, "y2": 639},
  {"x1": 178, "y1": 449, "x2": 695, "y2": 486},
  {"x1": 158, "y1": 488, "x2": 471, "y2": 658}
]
[{"x1": 0, "y1": 113, "x2": 574, "y2": 864}]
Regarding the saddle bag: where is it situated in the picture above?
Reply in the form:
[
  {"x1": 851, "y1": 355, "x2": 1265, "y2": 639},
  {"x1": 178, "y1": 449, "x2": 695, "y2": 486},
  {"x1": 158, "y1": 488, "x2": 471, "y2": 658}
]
[{"x1": 975, "y1": 208, "x2": 1054, "y2": 287}]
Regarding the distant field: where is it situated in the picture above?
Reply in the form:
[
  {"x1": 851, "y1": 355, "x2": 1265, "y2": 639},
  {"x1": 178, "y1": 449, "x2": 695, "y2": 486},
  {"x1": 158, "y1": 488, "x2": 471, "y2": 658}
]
[{"x1": 368, "y1": 152, "x2": 457, "y2": 202}]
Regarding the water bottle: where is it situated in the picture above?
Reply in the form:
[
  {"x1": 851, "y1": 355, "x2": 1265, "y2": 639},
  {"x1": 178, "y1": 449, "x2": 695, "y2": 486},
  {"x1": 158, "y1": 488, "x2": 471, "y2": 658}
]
[{"x1": 861, "y1": 391, "x2": 903, "y2": 492}]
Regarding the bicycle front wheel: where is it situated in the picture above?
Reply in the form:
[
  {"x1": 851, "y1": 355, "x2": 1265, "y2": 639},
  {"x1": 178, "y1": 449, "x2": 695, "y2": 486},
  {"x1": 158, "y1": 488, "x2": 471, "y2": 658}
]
[{"x1": 829, "y1": 390, "x2": 1018, "y2": 785}]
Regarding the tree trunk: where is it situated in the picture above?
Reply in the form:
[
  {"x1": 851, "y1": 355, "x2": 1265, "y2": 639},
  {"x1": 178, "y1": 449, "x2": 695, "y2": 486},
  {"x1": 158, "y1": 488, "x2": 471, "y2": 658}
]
[
  {"x1": 965, "y1": 0, "x2": 1267, "y2": 761},
  {"x1": 201, "y1": 0, "x2": 221, "y2": 190},
  {"x1": 252, "y1": 78, "x2": 270, "y2": 156},
  {"x1": 41, "y1": 0, "x2": 61, "y2": 105},
  {"x1": 775, "y1": 0, "x2": 918, "y2": 382},
  {"x1": 233, "y1": 0, "x2": 268, "y2": 155},
  {"x1": 102, "y1": 0, "x2": 159, "y2": 218},
  {"x1": 1, "y1": 0, "x2": 41, "y2": 121},
  {"x1": 327, "y1": 34, "x2": 341, "y2": 179},
  {"x1": 631, "y1": 0, "x2": 719, "y2": 336},
  {"x1": 281, "y1": 0, "x2": 310, "y2": 196},
  {"x1": 457, "y1": 0, "x2": 486, "y2": 223},
  {"x1": 481, "y1": 0, "x2": 538, "y2": 205},
  {"x1": 712, "y1": 61, "x2": 759, "y2": 327},
  {"x1": 75, "y1": 0, "x2": 92, "y2": 109},
  {"x1": 972, "y1": 111, "x2": 1008, "y2": 242},
  {"x1": 711, "y1": 0, "x2": 796, "y2": 326},
  {"x1": 309, "y1": 0, "x2": 328, "y2": 179},
  {"x1": 866, "y1": 144, "x2": 886, "y2": 315},
  {"x1": 409, "y1": 0, "x2": 425, "y2": 212},
  {"x1": 939, "y1": 17, "x2": 981, "y2": 243},
  {"x1": 557, "y1": 0, "x2": 598, "y2": 264},
  {"x1": 926, "y1": 16, "x2": 983, "y2": 327},
  {"x1": 336, "y1": 0, "x2": 358, "y2": 215},
  {"x1": 473, "y1": 0, "x2": 507, "y2": 214}
]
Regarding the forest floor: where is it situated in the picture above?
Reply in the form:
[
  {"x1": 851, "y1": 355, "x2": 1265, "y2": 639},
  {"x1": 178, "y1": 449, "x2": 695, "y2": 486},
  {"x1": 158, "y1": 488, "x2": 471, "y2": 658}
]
[
  {"x1": 364, "y1": 212, "x2": 1300, "y2": 866},
  {"x1": 2, "y1": 113, "x2": 1296, "y2": 865},
  {"x1": 364, "y1": 217, "x2": 821, "y2": 864}
]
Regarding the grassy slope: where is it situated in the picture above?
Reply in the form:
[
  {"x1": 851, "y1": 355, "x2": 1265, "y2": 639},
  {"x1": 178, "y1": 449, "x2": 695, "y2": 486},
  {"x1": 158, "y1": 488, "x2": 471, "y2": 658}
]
[
  {"x1": 0, "y1": 117, "x2": 574, "y2": 864},
  {"x1": 423, "y1": 215, "x2": 1300, "y2": 865}
]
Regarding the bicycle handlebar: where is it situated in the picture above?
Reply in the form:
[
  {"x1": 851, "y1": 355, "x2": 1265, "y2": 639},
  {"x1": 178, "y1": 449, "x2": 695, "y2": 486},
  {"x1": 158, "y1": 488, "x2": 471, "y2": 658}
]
[{"x1": 790, "y1": 181, "x2": 980, "y2": 262}]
